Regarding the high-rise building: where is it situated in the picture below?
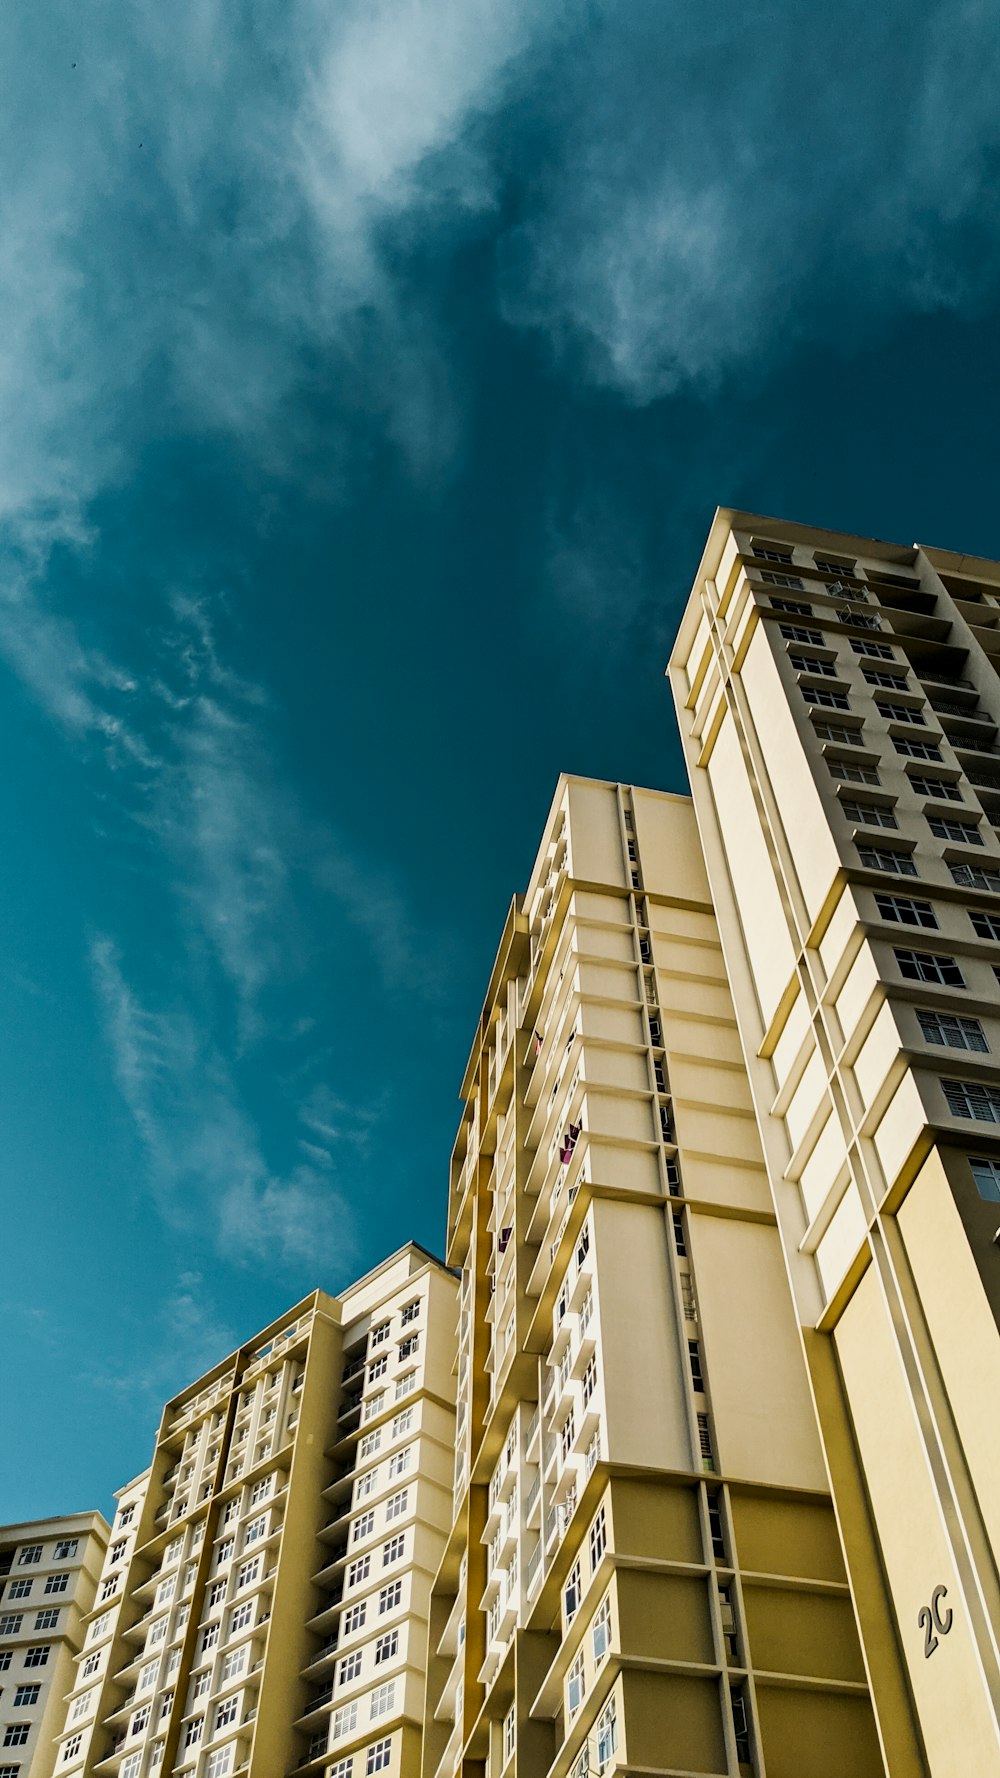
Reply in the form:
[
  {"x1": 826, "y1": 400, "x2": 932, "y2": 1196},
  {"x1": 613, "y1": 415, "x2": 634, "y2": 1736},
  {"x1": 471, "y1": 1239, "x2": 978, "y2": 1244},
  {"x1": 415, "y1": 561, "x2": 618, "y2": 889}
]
[
  {"x1": 423, "y1": 776, "x2": 881, "y2": 1778},
  {"x1": 0, "y1": 1514, "x2": 109, "y2": 1778},
  {"x1": 669, "y1": 511, "x2": 1000, "y2": 1774},
  {"x1": 54, "y1": 1246, "x2": 456, "y2": 1778}
]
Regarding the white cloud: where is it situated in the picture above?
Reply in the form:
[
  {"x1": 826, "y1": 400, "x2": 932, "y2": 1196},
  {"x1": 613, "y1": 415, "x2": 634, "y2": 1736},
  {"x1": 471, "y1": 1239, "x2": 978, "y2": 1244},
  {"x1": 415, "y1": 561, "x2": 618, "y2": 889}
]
[{"x1": 88, "y1": 932, "x2": 357, "y2": 1274}]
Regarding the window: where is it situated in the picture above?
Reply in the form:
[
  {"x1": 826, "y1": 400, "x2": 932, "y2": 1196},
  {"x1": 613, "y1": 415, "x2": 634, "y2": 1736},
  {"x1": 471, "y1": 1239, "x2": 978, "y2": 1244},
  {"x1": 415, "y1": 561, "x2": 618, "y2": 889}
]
[
  {"x1": 394, "y1": 1373, "x2": 416, "y2": 1402},
  {"x1": 382, "y1": 1536, "x2": 404, "y2": 1568},
  {"x1": 229, "y1": 1601, "x2": 254, "y2": 1635},
  {"x1": 943, "y1": 1079, "x2": 1000, "y2": 1122},
  {"x1": 813, "y1": 721, "x2": 864, "y2": 746},
  {"x1": 387, "y1": 1449, "x2": 410, "y2": 1479},
  {"x1": 207, "y1": 1580, "x2": 226, "y2": 1609},
  {"x1": 250, "y1": 1475, "x2": 272, "y2": 1507},
  {"x1": 368, "y1": 1356, "x2": 388, "y2": 1383},
  {"x1": 828, "y1": 759, "x2": 880, "y2": 786},
  {"x1": 789, "y1": 652, "x2": 836, "y2": 677},
  {"x1": 503, "y1": 1705, "x2": 516, "y2": 1764},
  {"x1": 802, "y1": 684, "x2": 850, "y2": 710},
  {"x1": 398, "y1": 1335, "x2": 418, "y2": 1359},
  {"x1": 98, "y1": 1577, "x2": 119, "y2": 1602},
  {"x1": 356, "y1": 1469, "x2": 377, "y2": 1502},
  {"x1": 158, "y1": 1691, "x2": 174, "y2": 1719},
  {"x1": 841, "y1": 799, "x2": 897, "y2": 828},
  {"x1": 156, "y1": 1575, "x2": 176, "y2": 1606},
  {"x1": 384, "y1": 1490, "x2": 408, "y2": 1524},
  {"x1": 215, "y1": 1696, "x2": 239, "y2": 1730},
  {"x1": 339, "y1": 1650, "x2": 363, "y2": 1684},
  {"x1": 44, "y1": 1573, "x2": 69, "y2": 1595},
  {"x1": 63, "y1": 1736, "x2": 83, "y2": 1761},
  {"x1": 221, "y1": 1647, "x2": 246, "y2": 1682},
  {"x1": 589, "y1": 1507, "x2": 607, "y2": 1571},
  {"x1": 596, "y1": 1696, "x2": 618, "y2": 1771},
  {"x1": 23, "y1": 1647, "x2": 48, "y2": 1668},
  {"x1": 130, "y1": 1702, "x2": 151, "y2": 1734},
  {"x1": 341, "y1": 1602, "x2": 367, "y2": 1636},
  {"x1": 592, "y1": 1595, "x2": 612, "y2": 1662},
  {"x1": 877, "y1": 699, "x2": 926, "y2": 725},
  {"x1": 244, "y1": 1514, "x2": 268, "y2": 1547},
  {"x1": 118, "y1": 1504, "x2": 136, "y2": 1527},
  {"x1": 366, "y1": 1740, "x2": 392, "y2": 1775},
  {"x1": 358, "y1": 1433, "x2": 381, "y2": 1461},
  {"x1": 697, "y1": 1413, "x2": 714, "y2": 1470},
  {"x1": 838, "y1": 606, "x2": 881, "y2": 630},
  {"x1": 951, "y1": 862, "x2": 1000, "y2": 893},
  {"x1": 216, "y1": 1538, "x2": 235, "y2": 1567},
  {"x1": 400, "y1": 1300, "x2": 420, "y2": 1326},
  {"x1": 362, "y1": 1392, "x2": 385, "y2": 1423},
  {"x1": 971, "y1": 1158, "x2": 1000, "y2": 1202},
  {"x1": 206, "y1": 1751, "x2": 233, "y2": 1778},
  {"x1": 53, "y1": 1540, "x2": 79, "y2": 1561},
  {"x1": 779, "y1": 623, "x2": 823, "y2": 644},
  {"x1": 378, "y1": 1582, "x2": 402, "y2": 1614},
  {"x1": 753, "y1": 542, "x2": 793, "y2": 563},
  {"x1": 894, "y1": 736, "x2": 942, "y2": 761},
  {"x1": 895, "y1": 949, "x2": 965, "y2": 987},
  {"x1": 17, "y1": 1547, "x2": 41, "y2": 1567},
  {"x1": 567, "y1": 1649, "x2": 585, "y2": 1716},
  {"x1": 375, "y1": 1630, "x2": 398, "y2": 1665},
  {"x1": 731, "y1": 1685, "x2": 752, "y2": 1761},
  {"x1": 391, "y1": 1409, "x2": 413, "y2": 1437},
  {"x1": 370, "y1": 1322, "x2": 391, "y2": 1349},
  {"x1": 971, "y1": 910, "x2": 1000, "y2": 941},
  {"x1": 354, "y1": 1511, "x2": 375, "y2": 1543},
  {"x1": 183, "y1": 1717, "x2": 203, "y2": 1749},
  {"x1": 370, "y1": 1681, "x2": 395, "y2": 1720},
  {"x1": 850, "y1": 637, "x2": 895, "y2": 660},
  {"x1": 81, "y1": 1654, "x2": 99, "y2": 1678},
  {"x1": 918, "y1": 1010, "x2": 989, "y2": 1052},
  {"x1": 858, "y1": 846, "x2": 917, "y2": 876},
  {"x1": 13, "y1": 1686, "x2": 39, "y2": 1707},
  {"x1": 348, "y1": 1556, "x2": 371, "y2": 1588},
  {"x1": 815, "y1": 557, "x2": 855, "y2": 577},
  {"x1": 193, "y1": 1671, "x2": 211, "y2": 1700},
  {"x1": 2, "y1": 1728, "x2": 29, "y2": 1748},
  {"x1": 911, "y1": 773, "x2": 963, "y2": 802},
  {"x1": 874, "y1": 893, "x2": 937, "y2": 928},
  {"x1": 7, "y1": 1582, "x2": 30, "y2": 1600},
  {"x1": 582, "y1": 1355, "x2": 597, "y2": 1406},
  {"x1": 236, "y1": 1558, "x2": 259, "y2": 1590},
  {"x1": 333, "y1": 1701, "x2": 359, "y2": 1739},
  {"x1": 121, "y1": 1755, "x2": 142, "y2": 1778},
  {"x1": 330, "y1": 1762, "x2": 353, "y2": 1778},
  {"x1": 564, "y1": 1559, "x2": 582, "y2": 1622},
  {"x1": 760, "y1": 572, "x2": 805, "y2": 590},
  {"x1": 89, "y1": 1611, "x2": 112, "y2": 1642},
  {"x1": 201, "y1": 1624, "x2": 220, "y2": 1655},
  {"x1": 688, "y1": 1340, "x2": 705, "y2": 1391},
  {"x1": 862, "y1": 667, "x2": 909, "y2": 690}
]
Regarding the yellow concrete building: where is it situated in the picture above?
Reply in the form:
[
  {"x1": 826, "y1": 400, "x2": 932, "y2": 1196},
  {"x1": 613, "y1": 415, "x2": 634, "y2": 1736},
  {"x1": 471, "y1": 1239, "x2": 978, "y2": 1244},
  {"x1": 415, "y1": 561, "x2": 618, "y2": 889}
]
[
  {"x1": 669, "y1": 511, "x2": 1000, "y2": 1776},
  {"x1": 423, "y1": 775, "x2": 882, "y2": 1778},
  {"x1": 0, "y1": 1513, "x2": 109, "y2": 1778},
  {"x1": 54, "y1": 1246, "x2": 456, "y2": 1778}
]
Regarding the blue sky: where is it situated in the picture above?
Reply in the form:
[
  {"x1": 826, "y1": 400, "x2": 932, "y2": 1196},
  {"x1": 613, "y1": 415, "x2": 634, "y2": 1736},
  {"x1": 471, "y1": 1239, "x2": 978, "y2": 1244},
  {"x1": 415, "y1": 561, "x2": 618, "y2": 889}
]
[{"x1": 3, "y1": 0, "x2": 1000, "y2": 1521}]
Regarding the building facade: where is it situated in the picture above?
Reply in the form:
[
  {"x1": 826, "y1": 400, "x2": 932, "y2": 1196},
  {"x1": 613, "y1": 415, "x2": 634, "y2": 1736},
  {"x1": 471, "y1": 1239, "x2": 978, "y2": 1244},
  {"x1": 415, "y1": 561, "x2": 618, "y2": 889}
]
[
  {"x1": 423, "y1": 776, "x2": 882, "y2": 1778},
  {"x1": 669, "y1": 511, "x2": 1000, "y2": 1776},
  {"x1": 0, "y1": 1514, "x2": 109, "y2": 1778},
  {"x1": 53, "y1": 1247, "x2": 456, "y2": 1778}
]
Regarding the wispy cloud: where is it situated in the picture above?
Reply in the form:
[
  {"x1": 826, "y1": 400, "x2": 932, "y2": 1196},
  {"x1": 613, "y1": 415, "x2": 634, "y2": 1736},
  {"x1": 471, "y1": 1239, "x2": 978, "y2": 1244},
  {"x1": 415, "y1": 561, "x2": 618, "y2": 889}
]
[
  {"x1": 89, "y1": 933, "x2": 356, "y2": 1273},
  {"x1": 87, "y1": 1274, "x2": 238, "y2": 1408}
]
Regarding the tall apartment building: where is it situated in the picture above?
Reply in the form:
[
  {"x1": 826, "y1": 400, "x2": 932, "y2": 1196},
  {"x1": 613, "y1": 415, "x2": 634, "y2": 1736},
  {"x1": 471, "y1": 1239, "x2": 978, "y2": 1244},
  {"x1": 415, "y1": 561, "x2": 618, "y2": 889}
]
[
  {"x1": 0, "y1": 1514, "x2": 108, "y2": 1778},
  {"x1": 423, "y1": 775, "x2": 882, "y2": 1778},
  {"x1": 53, "y1": 1246, "x2": 456, "y2": 1778},
  {"x1": 669, "y1": 511, "x2": 1000, "y2": 1776}
]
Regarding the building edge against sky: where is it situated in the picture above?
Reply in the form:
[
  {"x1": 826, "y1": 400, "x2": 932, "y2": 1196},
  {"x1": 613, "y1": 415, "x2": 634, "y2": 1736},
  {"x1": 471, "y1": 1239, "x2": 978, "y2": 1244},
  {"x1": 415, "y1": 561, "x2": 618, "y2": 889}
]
[
  {"x1": 668, "y1": 509, "x2": 1000, "y2": 1777},
  {"x1": 423, "y1": 774, "x2": 881, "y2": 1778},
  {"x1": 0, "y1": 1514, "x2": 109, "y2": 1778},
  {"x1": 47, "y1": 1245, "x2": 456, "y2": 1778}
]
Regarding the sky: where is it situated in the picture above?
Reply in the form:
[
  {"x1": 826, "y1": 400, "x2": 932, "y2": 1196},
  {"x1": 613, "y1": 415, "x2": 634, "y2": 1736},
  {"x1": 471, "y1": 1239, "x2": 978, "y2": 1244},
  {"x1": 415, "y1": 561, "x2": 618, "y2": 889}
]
[{"x1": 3, "y1": 0, "x2": 1000, "y2": 1523}]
